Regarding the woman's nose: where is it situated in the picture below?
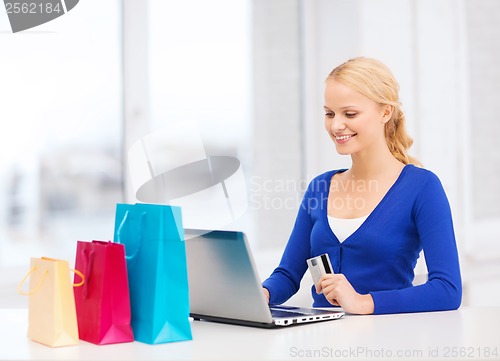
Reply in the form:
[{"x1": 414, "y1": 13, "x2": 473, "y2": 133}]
[{"x1": 331, "y1": 116, "x2": 346, "y2": 133}]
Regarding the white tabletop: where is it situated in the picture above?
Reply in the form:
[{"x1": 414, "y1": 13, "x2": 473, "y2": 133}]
[{"x1": 1, "y1": 307, "x2": 499, "y2": 360}]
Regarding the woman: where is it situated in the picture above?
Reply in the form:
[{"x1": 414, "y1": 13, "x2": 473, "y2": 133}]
[{"x1": 262, "y1": 57, "x2": 462, "y2": 315}]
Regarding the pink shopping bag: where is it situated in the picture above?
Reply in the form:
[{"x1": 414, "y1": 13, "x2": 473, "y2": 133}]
[{"x1": 73, "y1": 240, "x2": 134, "y2": 345}]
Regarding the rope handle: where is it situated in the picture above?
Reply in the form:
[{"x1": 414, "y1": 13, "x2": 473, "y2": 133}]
[
  {"x1": 17, "y1": 265, "x2": 85, "y2": 296},
  {"x1": 17, "y1": 266, "x2": 47, "y2": 296},
  {"x1": 80, "y1": 248, "x2": 94, "y2": 298},
  {"x1": 115, "y1": 210, "x2": 145, "y2": 260},
  {"x1": 73, "y1": 268, "x2": 85, "y2": 287}
]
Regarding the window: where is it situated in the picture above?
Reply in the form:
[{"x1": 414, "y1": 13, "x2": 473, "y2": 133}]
[{"x1": 0, "y1": 0, "x2": 121, "y2": 303}]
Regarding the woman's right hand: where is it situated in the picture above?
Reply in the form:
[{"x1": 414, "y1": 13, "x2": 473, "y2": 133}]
[{"x1": 262, "y1": 287, "x2": 270, "y2": 303}]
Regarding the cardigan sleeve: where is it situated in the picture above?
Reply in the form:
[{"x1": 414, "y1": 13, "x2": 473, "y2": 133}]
[
  {"x1": 370, "y1": 171, "x2": 462, "y2": 314},
  {"x1": 262, "y1": 182, "x2": 315, "y2": 305}
]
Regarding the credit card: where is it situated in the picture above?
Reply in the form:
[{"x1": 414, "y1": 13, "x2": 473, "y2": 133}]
[{"x1": 306, "y1": 253, "x2": 333, "y2": 290}]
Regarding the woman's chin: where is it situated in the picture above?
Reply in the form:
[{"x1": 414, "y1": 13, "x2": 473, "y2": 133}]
[{"x1": 335, "y1": 147, "x2": 353, "y2": 156}]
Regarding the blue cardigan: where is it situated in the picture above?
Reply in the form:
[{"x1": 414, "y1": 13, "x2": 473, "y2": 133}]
[{"x1": 262, "y1": 165, "x2": 462, "y2": 314}]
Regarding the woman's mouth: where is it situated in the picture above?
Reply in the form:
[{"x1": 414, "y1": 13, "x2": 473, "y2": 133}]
[{"x1": 334, "y1": 134, "x2": 356, "y2": 143}]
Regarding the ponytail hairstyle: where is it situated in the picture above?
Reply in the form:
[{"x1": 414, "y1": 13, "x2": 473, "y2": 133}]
[{"x1": 327, "y1": 57, "x2": 420, "y2": 166}]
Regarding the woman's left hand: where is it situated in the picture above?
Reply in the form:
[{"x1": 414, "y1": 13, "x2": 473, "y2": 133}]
[{"x1": 316, "y1": 273, "x2": 374, "y2": 314}]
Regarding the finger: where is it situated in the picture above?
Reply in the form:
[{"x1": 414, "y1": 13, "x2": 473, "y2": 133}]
[
  {"x1": 317, "y1": 274, "x2": 339, "y2": 294},
  {"x1": 323, "y1": 288, "x2": 338, "y2": 305},
  {"x1": 315, "y1": 283, "x2": 322, "y2": 294},
  {"x1": 316, "y1": 279, "x2": 327, "y2": 293},
  {"x1": 316, "y1": 278, "x2": 329, "y2": 294},
  {"x1": 321, "y1": 280, "x2": 338, "y2": 295},
  {"x1": 321, "y1": 284, "x2": 334, "y2": 296},
  {"x1": 318, "y1": 273, "x2": 336, "y2": 283},
  {"x1": 325, "y1": 292, "x2": 339, "y2": 306}
]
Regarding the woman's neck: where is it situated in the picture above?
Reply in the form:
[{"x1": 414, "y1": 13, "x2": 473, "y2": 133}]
[{"x1": 348, "y1": 146, "x2": 404, "y2": 180}]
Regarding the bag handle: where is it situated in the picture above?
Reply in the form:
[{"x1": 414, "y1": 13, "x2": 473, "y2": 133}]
[
  {"x1": 73, "y1": 268, "x2": 85, "y2": 287},
  {"x1": 17, "y1": 266, "x2": 84, "y2": 296},
  {"x1": 81, "y1": 248, "x2": 94, "y2": 298},
  {"x1": 17, "y1": 266, "x2": 47, "y2": 296},
  {"x1": 115, "y1": 210, "x2": 145, "y2": 261}
]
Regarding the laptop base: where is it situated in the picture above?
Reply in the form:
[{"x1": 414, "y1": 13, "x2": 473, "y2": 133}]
[{"x1": 191, "y1": 311, "x2": 344, "y2": 329}]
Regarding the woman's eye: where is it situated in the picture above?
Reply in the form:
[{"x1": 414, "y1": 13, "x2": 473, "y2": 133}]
[
  {"x1": 345, "y1": 113, "x2": 356, "y2": 118},
  {"x1": 325, "y1": 112, "x2": 334, "y2": 118}
]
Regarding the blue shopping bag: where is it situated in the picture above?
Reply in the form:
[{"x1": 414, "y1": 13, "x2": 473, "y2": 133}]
[{"x1": 113, "y1": 203, "x2": 192, "y2": 344}]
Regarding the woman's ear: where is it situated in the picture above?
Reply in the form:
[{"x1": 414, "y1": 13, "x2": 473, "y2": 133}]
[{"x1": 381, "y1": 104, "x2": 394, "y2": 123}]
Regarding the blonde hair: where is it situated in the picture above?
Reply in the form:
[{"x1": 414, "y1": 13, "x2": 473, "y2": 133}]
[{"x1": 327, "y1": 57, "x2": 420, "y2": 166}]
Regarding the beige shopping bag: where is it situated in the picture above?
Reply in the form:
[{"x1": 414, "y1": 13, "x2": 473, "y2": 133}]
[{"x1": 18, "y1": 257, "x2": 84, "y2": 347}]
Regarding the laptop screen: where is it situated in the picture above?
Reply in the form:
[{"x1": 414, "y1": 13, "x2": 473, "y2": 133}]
[{"x1": 184, "y1": 229, "x2": 274, "y2": 324}]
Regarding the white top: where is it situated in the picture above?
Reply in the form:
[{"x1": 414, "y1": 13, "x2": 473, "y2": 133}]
[{"x1": 328, "y1": 214, "x2": 368, "y2": 242}]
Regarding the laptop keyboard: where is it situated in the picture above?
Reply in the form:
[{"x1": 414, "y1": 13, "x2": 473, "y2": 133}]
[{"x1": 270, "y1": 309, "x2": 311, "y2": 318}]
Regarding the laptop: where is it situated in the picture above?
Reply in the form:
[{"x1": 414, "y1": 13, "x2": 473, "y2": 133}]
[{"x1": 184, "y1": 229, "x2": 344, "y2": 328}]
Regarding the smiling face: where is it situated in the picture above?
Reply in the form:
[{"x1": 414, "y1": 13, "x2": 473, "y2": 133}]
[{"x1": 324, "y1": 78, "x2": 392, "y2": 157}]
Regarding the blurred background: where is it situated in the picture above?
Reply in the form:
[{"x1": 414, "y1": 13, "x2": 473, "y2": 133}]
[{"x1": 1, "y1": 0, "x2": 499, "y2": 308}]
